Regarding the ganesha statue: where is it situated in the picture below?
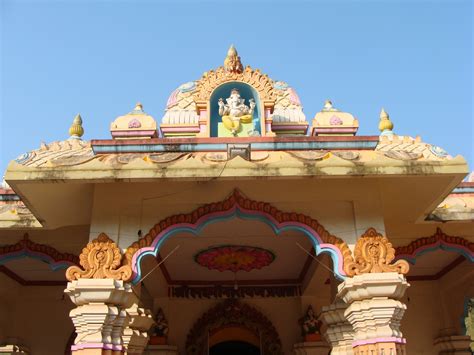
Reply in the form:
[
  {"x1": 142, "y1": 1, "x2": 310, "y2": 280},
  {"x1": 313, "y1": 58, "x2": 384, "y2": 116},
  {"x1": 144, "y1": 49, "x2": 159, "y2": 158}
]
[{"x1": 218, "y1": 88, "x2": 256, "y2": 136}]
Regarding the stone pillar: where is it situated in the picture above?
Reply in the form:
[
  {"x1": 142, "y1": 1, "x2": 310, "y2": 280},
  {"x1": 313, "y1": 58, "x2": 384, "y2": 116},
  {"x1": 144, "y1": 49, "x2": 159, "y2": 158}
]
[
  {"x1": 338, "y1": 273, "x2": 409, "y2": 354},
  {"x1": 433, "y1": 335, "x2": 472, "y2": 354},
  {"x1": 340, "y1": 228, "x2": 411, "y2": 354},
  {"x1": 65, "y1": 278, "x2": 134, "y2": 354},
  {"x1": 64, "y1": 233, "x2": 135, "y2": 355},
  {"x1": 123, "y1": 300, "x2": 154, "y2": 354},
  {"x1": 319, "y1": 300, "x2": 354, "y2": 355}
]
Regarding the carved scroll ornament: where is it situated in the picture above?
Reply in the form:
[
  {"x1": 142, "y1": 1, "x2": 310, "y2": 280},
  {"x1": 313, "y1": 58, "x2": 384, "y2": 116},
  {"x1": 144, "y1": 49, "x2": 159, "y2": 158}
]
[
  {"x1": 344, "y1": 228, "x2": 409, "y2": 277},
  {"x1": 66, "y1": 233, "x2": 132, "y2": 281}
]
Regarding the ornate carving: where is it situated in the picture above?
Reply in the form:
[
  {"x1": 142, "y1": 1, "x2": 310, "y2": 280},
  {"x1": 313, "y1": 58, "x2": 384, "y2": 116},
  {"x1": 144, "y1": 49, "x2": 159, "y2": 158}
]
[
  {"x1": 170, "y1": 285, "x2": 300, "y2": 299},
  {"x1": 185, "y1": 299, "x2": 282, "y2": 355},
  {"x1": 344, "y1": 228, "x2": 409, "y2": 276},
  {"x1": 124, "y1": 189, "x2": 354, "y2": 277},
  {"x1": 193, "y1": 66, "x2": 277, "y2": 102},
  {"x1": 194, "y1": 245, "x2": 275, "y2": 272},
  {"x1": 0, "y1": 233, "x2": 79, "y2": 266},
  {"x1": 65, "y1": 233, "x2": 132, "y2": 281}
]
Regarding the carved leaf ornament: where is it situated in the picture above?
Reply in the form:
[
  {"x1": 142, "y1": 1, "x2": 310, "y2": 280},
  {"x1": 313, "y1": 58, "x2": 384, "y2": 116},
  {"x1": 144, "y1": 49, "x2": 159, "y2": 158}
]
[
  {"x1": 66, "y1": 233, "x2": 132, "y2": 281},
  {"x1": 344, "y1": 228, "x2": 409, "y2": 276}
]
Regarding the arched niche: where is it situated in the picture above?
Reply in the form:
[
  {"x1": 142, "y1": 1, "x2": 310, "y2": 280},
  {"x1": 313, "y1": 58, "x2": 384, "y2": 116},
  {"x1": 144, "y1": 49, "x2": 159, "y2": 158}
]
[{"x1": 209, "y1": 82, "x2": 261, "y2": 137}]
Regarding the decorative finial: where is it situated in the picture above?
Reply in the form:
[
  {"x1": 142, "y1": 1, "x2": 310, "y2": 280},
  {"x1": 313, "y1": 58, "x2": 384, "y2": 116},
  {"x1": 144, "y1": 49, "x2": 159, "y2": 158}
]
[
  {"x1": 378, "y1": 108, "x2": 394, "y2": 134},
  {"x1": 323, "y1": 100, "x2": 333, "y2": 111},
  {"x1": 69, "y1": 114, "x2": 84, "y2": 139},
  {"x1": 224, "y1": 44, "x2": 243, "y2": 74},
  {"x1": 134, "y1": 102, "x2": 143, "y2": 111}
]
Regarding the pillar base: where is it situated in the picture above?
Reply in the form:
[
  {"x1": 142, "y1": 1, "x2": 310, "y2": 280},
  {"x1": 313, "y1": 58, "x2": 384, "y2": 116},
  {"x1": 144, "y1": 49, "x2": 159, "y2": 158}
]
[
  {"x1": 293, "y1": 341, "x2": 330, "y2": 355},
  {"x1": 143, "y1": 345, "x2": 178, "y2": 355},
  {"x1": 434, "y1": 335, "x2": 472, "y2": 354},
  {"x1": 352, "y1": 338, "x2": 406, "y2": 354},
  {"x1": 0, "y1": 344, "x2": 30, "y2": 354}
]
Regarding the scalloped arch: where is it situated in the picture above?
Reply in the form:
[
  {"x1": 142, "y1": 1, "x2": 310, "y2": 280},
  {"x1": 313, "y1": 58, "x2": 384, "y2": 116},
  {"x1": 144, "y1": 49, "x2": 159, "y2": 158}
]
[
  {"x1": 193, "y1": 66, "x2": 277, "y2": 102},
  {"x1": 124, "y1": 189, "x2": 353, "y2": 284},
  {"x1": 0, "y1": 234, "x2": 79, "y2": 271},
  {"x1": 394, "y1": 228, "x2": 474, "y2": 264}
]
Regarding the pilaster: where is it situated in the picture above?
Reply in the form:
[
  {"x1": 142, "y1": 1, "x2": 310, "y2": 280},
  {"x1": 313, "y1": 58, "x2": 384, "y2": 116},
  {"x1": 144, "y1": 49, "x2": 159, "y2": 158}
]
[
  {"x1": 319, "y1": 300, "x2": 354, "y2": 354},
  {"x1": 338, "y1": 273, "x2": 409, "y2": 354}
]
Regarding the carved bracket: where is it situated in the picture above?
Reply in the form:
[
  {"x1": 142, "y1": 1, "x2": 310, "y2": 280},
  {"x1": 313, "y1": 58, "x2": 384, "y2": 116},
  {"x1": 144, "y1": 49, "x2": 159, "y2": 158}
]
[
  {"x1": 66, "y1": 233, "x2": 132, "y2": 281},
  {"x1": 344, "y1": 228, "x2": 409, "y2": 277}
]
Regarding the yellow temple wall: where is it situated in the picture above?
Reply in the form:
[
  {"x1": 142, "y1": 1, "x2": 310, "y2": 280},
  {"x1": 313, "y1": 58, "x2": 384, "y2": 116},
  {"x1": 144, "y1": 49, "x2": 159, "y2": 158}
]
[
  {"x1": 401, "y1": 264, "x2": 473, "y2": 355},
  {"x1": 88, "y1": 179, "x2": 387, "y2": 252},
  {"x1": 0, "y1": 274, "x2": 74, "y2": 354}
]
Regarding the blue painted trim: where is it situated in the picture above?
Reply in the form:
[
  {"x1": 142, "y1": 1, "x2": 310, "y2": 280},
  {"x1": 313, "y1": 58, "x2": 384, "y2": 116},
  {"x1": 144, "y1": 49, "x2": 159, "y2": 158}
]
[
  {"x1": 403, "y1": 243, "x2": 474, "y2": 265},
  {"x1": 0, "y1": 195, "x2": 20, "y2": 201},
  {"x1": 0, "y1": 251, "x2": 70, "y2": 271},
  {"x1": 452, "y1": 187, "x2": 474, "y2": 194},
  {"x1": 92, "y1": 141, "x2": 378, "y2": 154}
]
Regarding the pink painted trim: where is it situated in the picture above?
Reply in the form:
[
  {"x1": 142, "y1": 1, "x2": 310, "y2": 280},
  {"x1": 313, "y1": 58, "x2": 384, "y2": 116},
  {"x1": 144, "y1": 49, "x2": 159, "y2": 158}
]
[
  {"x1": 161, "y1": 126, "x2": 201, "y2": 133},
  {"x1": 131, "y1": 205, "x2": 346, "y2": 278},
  {"x1": 272, "y1": 125, "x2": 309, "y2": 131},
  {"x1": 313, "y1": 127, "x2": 358, "y2": 133},
  {"x1": 111, "y1": 130, "x2": 157, "y2": 137},
  {"x1": 395, "y1": 240, "x2": 473, "y2": 261},
  {"x1": 352, "y1": 337, "x2": 406, "y2": 347},
  {"x1": 71, "y1": 343, "x2": 123, "y2": 350},
  {"x1": 92, "y1": 135, "x2": 380, "y2": 145}
]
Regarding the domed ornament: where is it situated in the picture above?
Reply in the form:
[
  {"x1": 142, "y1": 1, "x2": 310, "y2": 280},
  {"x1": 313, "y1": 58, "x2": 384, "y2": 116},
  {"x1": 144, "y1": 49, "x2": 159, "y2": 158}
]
[
  {"x1": 15, "y1": 152, "x2": 35, "y2": 165},
  {"x1": 178, "y1": 81, "x2": 196, "y2": 93},
  {"x1": 430, "y1": 145, "x2": 449, "y2": 158},
  {"x1": 273, "y1": 81, "x2": 289, "y2": 91}
]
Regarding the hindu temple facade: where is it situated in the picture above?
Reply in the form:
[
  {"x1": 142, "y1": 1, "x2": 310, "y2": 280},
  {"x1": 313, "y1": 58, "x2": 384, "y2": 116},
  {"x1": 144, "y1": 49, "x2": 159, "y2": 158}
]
[{"x1": 0, "y1": 46, "x2": 473, "y2": 355}]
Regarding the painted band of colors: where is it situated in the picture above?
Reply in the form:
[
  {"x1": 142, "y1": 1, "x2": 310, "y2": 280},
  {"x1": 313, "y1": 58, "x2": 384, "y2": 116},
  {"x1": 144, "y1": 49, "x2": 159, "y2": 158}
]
[
  {"x1": 0, "y1": 249, "x2": 75, "y2": 271},
  {"x1": 131, "y1": 205, "x2": 347, "y2": 285},
  {"x1": 395, "y1": 240, "x2": 474, "y2": 265}
]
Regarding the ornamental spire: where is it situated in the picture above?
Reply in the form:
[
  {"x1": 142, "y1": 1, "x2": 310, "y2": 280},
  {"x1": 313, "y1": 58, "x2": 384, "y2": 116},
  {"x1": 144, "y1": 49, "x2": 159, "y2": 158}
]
[
  {"x1": 378, "y1": 108, "x2": 394, "y2": 134},
  {"x1": 69, "y1": 114, "x2": 84, "y2": 139},
  {"x1": 224, "y1": 44, "x2": 243, "y2": 74}
]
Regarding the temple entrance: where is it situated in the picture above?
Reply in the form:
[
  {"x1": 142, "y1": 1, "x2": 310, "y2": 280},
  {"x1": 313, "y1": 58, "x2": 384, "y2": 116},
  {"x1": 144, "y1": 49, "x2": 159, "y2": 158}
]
[
  {"x1": 209, "y1": 341, "x2": 260, "y2": 355},
  {"x1": 185, "y1": 300, "x2": 282, "y2": 355}
]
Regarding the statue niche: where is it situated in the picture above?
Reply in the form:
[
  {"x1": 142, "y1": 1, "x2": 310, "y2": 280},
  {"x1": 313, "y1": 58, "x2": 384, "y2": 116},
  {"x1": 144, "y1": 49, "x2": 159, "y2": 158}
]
[
  {"x1": 210, "y1": 82, "x2": 261, "y2": 137},
  {"x1": 218, "y1": 88, "x2": 255, "y2": 136}
]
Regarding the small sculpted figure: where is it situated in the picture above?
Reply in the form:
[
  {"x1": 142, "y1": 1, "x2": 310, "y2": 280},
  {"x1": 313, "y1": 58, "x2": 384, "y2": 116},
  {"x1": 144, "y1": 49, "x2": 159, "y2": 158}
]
[
  {"x1": 300, "y1": 305, "x2": 322, "y2": 341},
  {"x1": 152, "y1": 308, "x2": 169, "y2": 337},
  {"x1": 218, "y1": 88, "x2": 255, "y2": 136}
]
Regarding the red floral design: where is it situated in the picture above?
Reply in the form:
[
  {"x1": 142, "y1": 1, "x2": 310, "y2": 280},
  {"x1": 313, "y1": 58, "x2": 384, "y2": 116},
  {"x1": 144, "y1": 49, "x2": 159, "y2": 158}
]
[{"x1": 195, "y1": 245, "x2": 275, "y2": 272}]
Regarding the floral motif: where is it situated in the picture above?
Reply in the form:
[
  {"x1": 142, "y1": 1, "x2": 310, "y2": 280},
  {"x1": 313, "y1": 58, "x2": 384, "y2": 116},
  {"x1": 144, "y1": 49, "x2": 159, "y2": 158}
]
[
  {"x1": 65, "y1": 233, "x2": 132, "y2": 281},
  {"x1": 195, "y1": 245, "x2": 275, "y2": 272},
  {"x1": 344, "y1": 228, "x2": 410, "y2": 276},
  {"x1": 329, "y1": 115, "x2": 343, "y2": 125},
  {"x1": 128, "y1": 118, "x2": 142, "y2": 129}
]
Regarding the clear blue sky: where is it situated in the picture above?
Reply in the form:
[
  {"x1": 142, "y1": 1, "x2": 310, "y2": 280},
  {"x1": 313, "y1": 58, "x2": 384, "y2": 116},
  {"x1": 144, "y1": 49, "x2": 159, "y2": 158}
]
[{"x1": 1, "y1": 0, "x2": 472, "y2": 176}]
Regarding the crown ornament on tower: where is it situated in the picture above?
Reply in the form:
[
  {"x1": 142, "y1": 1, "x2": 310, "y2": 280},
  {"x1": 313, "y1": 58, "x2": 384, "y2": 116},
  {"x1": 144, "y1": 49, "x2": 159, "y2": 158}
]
[{"x1": 224, "y1": 44, "x2": 244, "y2": 74}]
